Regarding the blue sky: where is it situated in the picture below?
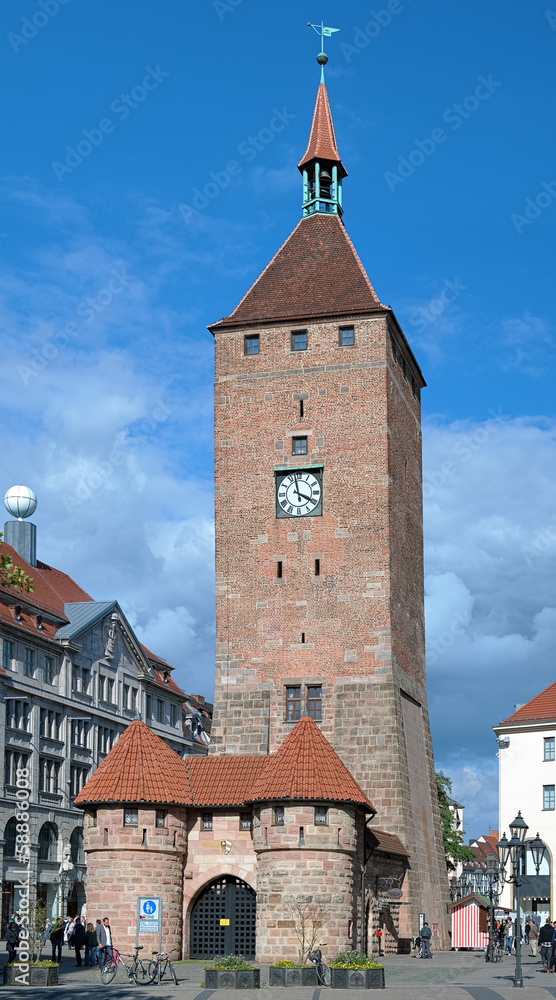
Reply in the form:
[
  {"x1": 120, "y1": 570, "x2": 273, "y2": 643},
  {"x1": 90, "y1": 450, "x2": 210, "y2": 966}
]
[{"x1": 1, "y1": 0, "x2": 555, "y2": 839}]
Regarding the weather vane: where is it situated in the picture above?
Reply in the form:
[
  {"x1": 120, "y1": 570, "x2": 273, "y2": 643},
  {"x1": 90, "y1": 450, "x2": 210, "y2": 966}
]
[{"x1": 307, "y1": 21, "x2": 340, "y2": 81}]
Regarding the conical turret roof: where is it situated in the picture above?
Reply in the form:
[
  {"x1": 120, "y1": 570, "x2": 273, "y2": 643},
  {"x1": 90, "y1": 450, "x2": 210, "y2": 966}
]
[
  {"x1": 247, "y1": 716, "x2": 375, "y2": 812},
  {"x1": 74, "y1": 719, "x2": 192, "y2": 806}
]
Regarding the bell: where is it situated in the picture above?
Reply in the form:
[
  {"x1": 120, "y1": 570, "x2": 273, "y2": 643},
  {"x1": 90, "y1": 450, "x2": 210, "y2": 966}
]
[{"x1": 319, "y1": 169, "x2": 332, "y2": 197}]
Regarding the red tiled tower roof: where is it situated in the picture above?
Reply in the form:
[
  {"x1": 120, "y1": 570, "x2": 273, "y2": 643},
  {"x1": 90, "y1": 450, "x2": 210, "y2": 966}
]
[
  {"x1": 248, "y1": 716, "x2": 375, "y2": 812},
  {"x1": 185, "y1": 755, "x2": 266, "y2": 806},
  {"x1": 210, "y1": 214, "x2": 383, "y2": 331},
  {"x1": 74, "y1": 720, "x2": 193, "y2": 806},
  {"x1": 500, "y1": 681, "x2": 556, "y2": 724},
  {"x1": 298, "y1": 82, "x2": 347, "y2": 176}
]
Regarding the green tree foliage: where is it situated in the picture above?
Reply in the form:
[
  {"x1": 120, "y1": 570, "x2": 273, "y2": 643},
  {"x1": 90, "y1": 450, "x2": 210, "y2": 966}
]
[
  {"x1": 436, "y1": 771, "x2": 475, "y2": 871},
  {"x1": 0, "y1": 533, "x2": 34, "y2": 592}
]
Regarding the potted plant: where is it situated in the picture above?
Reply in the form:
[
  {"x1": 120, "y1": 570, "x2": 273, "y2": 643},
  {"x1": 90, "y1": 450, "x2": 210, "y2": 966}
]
[
  {"x1": 3, "y1": 960, "x2": 59, "y2": 987},
  {"x1": 269, "y1": 959, "x2": 317, "y2": 987},
  {"x1": 204, "y1": 954, "x2": 260, "y2": 989},
  {"x1": 330, "y1": 951, "x2": 385, "y2": 989}
]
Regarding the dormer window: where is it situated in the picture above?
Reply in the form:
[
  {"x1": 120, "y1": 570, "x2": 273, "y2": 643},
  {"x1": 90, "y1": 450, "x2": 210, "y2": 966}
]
[
  {"x1": 36, "y1": 615, "x2": 44, "y2": 631},
  {"x1": 14, "y1": 606, "x2": 22, "y2": 622}
]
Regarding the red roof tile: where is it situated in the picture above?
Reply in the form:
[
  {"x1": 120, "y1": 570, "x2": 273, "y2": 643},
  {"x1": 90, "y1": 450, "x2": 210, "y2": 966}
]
[
  {"x1": 368, "y1": 828, "x2": 408, "y2": 857},
  {"x1": 0, "y1": 542, "x2": 92, "y2": 619},
  {"x1": 499, "y1": 682, "x2": 556, "y2": 724},
  {"x1": 153, "y1": 667, "x2": 187, "y2": 699},
  {"x1": 74, "y1": 720, "x2": 193, "y2": 806},
  {"x1": 298, "y1": 82, "x2": 347, "y2": 176},
  {"x1": 186, "y1": 755, "x2": 266, "y2": 807},
  {"x1": 248, "y1": 716, "x2": 375, "y2": 811},
  {"x1": 209, "y1": 214, "x2": 383, "y2": 331}
]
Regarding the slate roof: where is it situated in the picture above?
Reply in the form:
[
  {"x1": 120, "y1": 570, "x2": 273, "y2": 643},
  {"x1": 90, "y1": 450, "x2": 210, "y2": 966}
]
[
  {"x1": 248, "y1": 715, "x2": 375, "y2": 812},
  {"x1": 298, "y1": 81, "x2": 347, "y2": 176},
  {"x1": 76, "y1": 717, "x2": 374, "y2": 813},
  {"x1": 55, "y1": 601, "x2": 116, "y2": 640},
  {"x1": 74, "y1": 720, "x2": 193, "y2": 806},
  {"x1": 209, "y1": 213, "x2": 383, "y2": 331},
  {"x1": 499, "y1": 682, "x2": 556, "y2": 724}
]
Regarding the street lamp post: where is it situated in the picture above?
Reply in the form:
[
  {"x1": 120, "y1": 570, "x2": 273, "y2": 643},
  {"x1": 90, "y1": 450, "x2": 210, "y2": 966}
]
[
  {"x1": 483, "y1": 854, "x2": 500, "y2": 963},
  {"x1": 497, "y1": 813, "x2": 547, "y2": 988}
]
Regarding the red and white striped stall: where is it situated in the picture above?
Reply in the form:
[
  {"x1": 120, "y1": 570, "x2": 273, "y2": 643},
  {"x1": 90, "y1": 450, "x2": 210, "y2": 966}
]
[{"x1": 450, "y1": 894, "x2": 491, "y2": 950}]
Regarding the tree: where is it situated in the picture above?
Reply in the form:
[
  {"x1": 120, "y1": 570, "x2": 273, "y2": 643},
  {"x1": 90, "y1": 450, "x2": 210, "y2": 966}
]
[
  {"x1": 285, "y1": 901, "x2": 326, "y2": 964},
  {"x1": 436, "y1": 771, "x2": 475, "y2": 871},
  {"x1": 0, "y1": 533, "x2": 34, "y2": 592}
]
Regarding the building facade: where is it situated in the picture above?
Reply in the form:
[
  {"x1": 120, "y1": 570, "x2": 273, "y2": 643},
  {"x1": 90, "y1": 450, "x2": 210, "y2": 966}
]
[
  {"x1": 0, "y1": 520, "x2": 208, "y2": 933},
  {"x1": 494, "y1": 684, "x2": 555, "y2": 922}
]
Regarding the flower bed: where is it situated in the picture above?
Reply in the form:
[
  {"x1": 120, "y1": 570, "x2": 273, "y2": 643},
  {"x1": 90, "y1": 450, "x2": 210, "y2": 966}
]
[
  {"x1": 204, "y1": 955, "x2": 260, "y2": 990},
  {"x1": 269, "y1": 962, "x2": 317, "y2": 986},
  {"x1": 4, "y1": 962, "x2": 59, "y2": 987},
  {"x1": 330, "y1": 951, "x2": 385, "y2": 990}
]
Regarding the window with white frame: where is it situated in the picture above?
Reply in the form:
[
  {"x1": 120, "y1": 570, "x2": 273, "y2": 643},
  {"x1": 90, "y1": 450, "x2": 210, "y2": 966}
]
[
  {"x1": 543, "y1": 784, "x2": 555, "y2": 810},
  {"x1": 544, "y1": 737, "x2": 555, "y2": 761}
]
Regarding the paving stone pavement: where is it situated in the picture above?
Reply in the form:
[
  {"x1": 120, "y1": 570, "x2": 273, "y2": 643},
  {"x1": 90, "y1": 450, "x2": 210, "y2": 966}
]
[{"x1": 4, "y1": 946, "x2": 556, "y2": 998}]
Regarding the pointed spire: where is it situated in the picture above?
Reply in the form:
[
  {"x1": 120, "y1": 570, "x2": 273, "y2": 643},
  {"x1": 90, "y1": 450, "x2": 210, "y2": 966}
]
[{"x1": 298, "y1": 68, "x2": 347, "y2": 217}]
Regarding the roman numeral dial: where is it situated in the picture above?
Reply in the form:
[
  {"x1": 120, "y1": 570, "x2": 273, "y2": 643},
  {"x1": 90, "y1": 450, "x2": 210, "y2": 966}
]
[{"x1": 275, "y1": 470, "x2": 322, "y2": 518}]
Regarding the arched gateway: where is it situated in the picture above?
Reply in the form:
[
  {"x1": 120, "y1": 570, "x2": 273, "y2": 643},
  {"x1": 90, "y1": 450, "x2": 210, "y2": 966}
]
[{"x1": 190, "y1": 876, "x2": 256, "y2": 959}]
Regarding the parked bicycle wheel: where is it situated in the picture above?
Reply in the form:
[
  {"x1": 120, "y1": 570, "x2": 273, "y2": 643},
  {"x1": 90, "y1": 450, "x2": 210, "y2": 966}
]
[
  {"x1": 168, "y1": 960, "x2": 178, "y2": 985},
  {"x1": 147, "y1": 961, "x2": 159, "y2": 985},
  {"x1": 100, "y1": 959, "x2": 118, "y2": 984},
  {"x1": 131, "y1": 960, "x2": 152, "y2": 985}
]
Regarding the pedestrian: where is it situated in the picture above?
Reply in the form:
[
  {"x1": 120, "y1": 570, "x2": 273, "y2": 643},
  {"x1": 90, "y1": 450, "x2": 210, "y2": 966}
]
[
  {"x1": 72, "y1": 915, "x2": 86, "y2": 966},
  {"x1": 539, "y1": 918, "x2": 553, "y2": 971},
  {"x1": 50, "y1": 918, "x2": 64, "y2": 963},
  {"x1": 102, "y1": 917, "x2": 114, "y2": 961},
  {"x1": 414, "y1": 934, "x2": 421, "y2": 957},
  {"x1": 420, "y1": 921, "x2": 432, "y2": 959},
  {"x1": 6, "y1": 919, "x2": 19, "y2": 963},
  {"x1": 529, "y1": 918, "x2": 539, "y2": 957},
  {"x1": 95, "y1": 918, "x2": 106, "y2": 964},
  {"x1": 524, "y1": 919, "x2": 530, "y2": 945},
  {"x1": 505, "y1": 918, "x2": 513, "y2": 954},
  {"x1": 85, "y1": 922, "x2": 97, "y2": 966}
]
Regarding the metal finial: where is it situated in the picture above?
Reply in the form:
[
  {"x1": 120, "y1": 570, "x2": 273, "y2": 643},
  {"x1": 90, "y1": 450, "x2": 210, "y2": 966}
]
[{"x1": 308, "y1": 21, "x2": 340, "y2": 82}]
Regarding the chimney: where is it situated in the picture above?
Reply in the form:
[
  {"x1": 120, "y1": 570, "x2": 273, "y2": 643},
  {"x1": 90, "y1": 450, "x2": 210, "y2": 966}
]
[
  {"x1": 3, "y1": 485, "x2": 38, "y2": 568},
  {"x1": 4, "y1": 520, "x2": 37, "y2": 568}
]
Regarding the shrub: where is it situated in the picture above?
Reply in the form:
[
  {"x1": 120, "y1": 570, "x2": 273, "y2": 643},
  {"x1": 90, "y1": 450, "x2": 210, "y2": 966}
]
[
  {"x1": 206, "y1": 954, "x2": 257, "y2": 970},
  {"x1": 7, "y1": 960, "x2": 59, "y2": 968},
  {"x1": 330, "y1": 950, "x2": 383, "y2": 970},
  {"x1": 270, "y1": 960, "x2": 311, "y2": 967}
]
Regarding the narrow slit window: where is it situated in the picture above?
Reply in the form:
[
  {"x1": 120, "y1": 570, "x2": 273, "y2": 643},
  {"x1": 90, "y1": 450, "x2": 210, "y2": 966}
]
[
  {"x1": 300, "y1": 400, "x2": 304, "y2": 418},
  {"x1": 301, "y1": 633, "x2": 305, "y2": 644},
  {"x1": 315, "y1": 558, "x2": 320, "y2": 576},
  {"x1": 277, "y1": 560, "x2": 283, "y2": 579},
  {"x1": 299, "y1": 826, "x2": 305, "y2": 845}
]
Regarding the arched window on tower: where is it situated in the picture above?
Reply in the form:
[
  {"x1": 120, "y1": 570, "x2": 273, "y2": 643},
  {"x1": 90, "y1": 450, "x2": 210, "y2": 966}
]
[
  {"x1": 70, "y1": 827, "x2": 85, "y2": 865},
  {"x1": 4, "y1": 817, "x2": 17, "y2": 857},
  {"x1": 38, "y1": 822, "x2": 58, "y2": 861}
]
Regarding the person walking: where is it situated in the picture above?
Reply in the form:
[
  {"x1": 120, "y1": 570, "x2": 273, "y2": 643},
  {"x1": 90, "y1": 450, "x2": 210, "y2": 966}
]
[
  {"x1": 420, "y1": 921, "x2": 433, "y2": 959},
  {"x1": 6, "y1": 919, "x2": 20, "y2": 963},
  {"x1": 539, "y1": 918, "x2": 553, "y2": 971},
  {"x1": 50, "y1": 919, "x2": 64, "y2": 963},
  {"x1": 505, "y1": 918, "x2": 513, "y2": 954},
  {"x1": 84, "y1": 922, "x2": 97, "y2": 966},
  {"x1": 529, "y1": 918, "x2": 539, "y2": 957},
  {"x1": 102, "y1": 917, "x2": 114, "y2": 961},
  {"x1": 72, "y1": 915, "x2": 86, "y2": 966},
  {"x1": 95, "y1": 919, "x2": 106, "y2": 964}
]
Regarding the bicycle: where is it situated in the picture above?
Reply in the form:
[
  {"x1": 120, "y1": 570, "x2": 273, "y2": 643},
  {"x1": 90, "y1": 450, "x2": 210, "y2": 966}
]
[
  {"x1": 100, "y1": 945, "x2": 155, "y2": 985},
  {"x1": 308, "y1": 948, "x2": 331, "y2": 986},
  {"x1": 149, "y1": 950, "x2": 179, "y2": 985}
]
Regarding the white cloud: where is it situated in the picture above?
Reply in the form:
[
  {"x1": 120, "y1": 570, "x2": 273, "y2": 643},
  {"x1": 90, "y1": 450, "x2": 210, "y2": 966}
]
[{"x1": 423, "y1": 414, "x2": 556, "y2": 838}]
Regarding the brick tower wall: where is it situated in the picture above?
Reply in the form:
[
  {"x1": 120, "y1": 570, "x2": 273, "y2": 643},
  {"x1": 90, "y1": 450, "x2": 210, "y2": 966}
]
[
  {"x1": 253, "y1": 802, "x2": 361, "y2": 963},
  {"x1": 82, "y1": 806, "x2": 187, "y2": 957},
  {"x1": 211, "y1": 312, "x2": 449, "y2": 946}
]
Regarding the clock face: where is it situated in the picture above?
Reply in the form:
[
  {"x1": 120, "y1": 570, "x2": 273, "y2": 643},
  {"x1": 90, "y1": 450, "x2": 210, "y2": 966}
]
[{"x1": 276, "y1": 470, "x2": 322, "y2": 518}]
